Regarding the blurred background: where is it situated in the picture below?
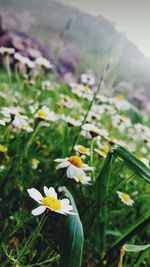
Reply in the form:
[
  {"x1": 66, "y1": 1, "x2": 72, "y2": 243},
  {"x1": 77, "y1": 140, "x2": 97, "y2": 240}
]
[{"x1": 0, "y1": 0, "x2": 150, "y2": 113}]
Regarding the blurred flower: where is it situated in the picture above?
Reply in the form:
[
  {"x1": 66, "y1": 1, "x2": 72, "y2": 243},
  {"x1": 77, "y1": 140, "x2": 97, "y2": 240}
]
[
  {"x1": 0, "y1": 47, "x2": 15, "y2": 55},
  {"x1": 31, "y1": 158, "x2": 40, "y2": 169},
  {"x1": 35, "y1": 106, "x2": 58, "y2": 122},
  {"x1": 94, "y1": 144, "x2": 109, "y2": 158},
  {"x1": 35, "y1": 57, "x2": 52, "y2": 69},
  {"x1": 82, "y1": 123, "x2": 108, "y2": 139},
  {"x1": 74, "y1": 145, "x2": 90, "y2": 156},
  {"x1": 0, "y1": 144, "x2": 8, "y2": 153},
  {"x1": 12, "y1": 114, "x2": 33, "y2": 133},
  {"x1": 55, "y1": 155, "x2": 93, "y2": 178},
  {"x1": 138, "y1": 157, "x2": 149, "y2": 168},
  {"x1": 80, "y1": 73, "x2": 95, "y2": 87},
  {"x1": 117, "y1": 191, "x2": 134, "y2": 206},
  {"x1": 61, "y1": 115, "x2": 81, "y2": 127},
  {"x1": 42, "y1": 80, "x2": 51, "y2": 90},
  {"x1": 27, "y1": 186, "x2": 75, "y2": 215},
  {"x1": 70, "y1": 167, "x2": 91, "y2": 184},
  {"x1": 0, "y1": 119, "x2": 6, "y2": 126}
]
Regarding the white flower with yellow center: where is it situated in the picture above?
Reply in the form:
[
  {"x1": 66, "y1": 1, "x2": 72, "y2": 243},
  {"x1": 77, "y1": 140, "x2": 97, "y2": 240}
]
[
  {"x1": 117, "y1": 191, "x2": 134, "y2": 206},
  {"x1": 32, "y1": 158, "x2": 40, "y2": 169},
  {"x1": 107, "y1": 136, "x2": 119, "y2": 145},
  {"x1": 70, "y1": 168, "x2": 91, "y2": 184},
  {"x1": 82, "y1": 123, "x2": 108, "y2": 139},
  {"x1": 35, "y1": 57, "x2": 53, "y2": 69},
  {"x1": 27, "y1": 186, "x2": 75, "y2": 216},
  {"x1": 61, "y1": 115, "x2": 81, "y2": 127},
  {"x1": 94, "y1": 144, "x2": 109, "y2": 158},
  {"x1": 35, "y1": 106, "x2": 58, "y2": 122},
  {"x1": 0, "y1": 119, "x2": 6, "y2": 126},
  {"x1": 80, "y1": 73, "x2": 95, "y2": 87},
  {"x1": 74, "y1": 145, "x2": 90, "y2": 156},
  {"x1": 12, "y1": 115, "x2": 33, "y2": 133},
  {"x1": 42, "y1": 80, "x2": 51, "y2": 90},
  {"x1": 55, "y1": 155, "x2": 93, "y2": 178},
  {"x1": 0, "y1": 47, "x2": 15, "y2": 55}
]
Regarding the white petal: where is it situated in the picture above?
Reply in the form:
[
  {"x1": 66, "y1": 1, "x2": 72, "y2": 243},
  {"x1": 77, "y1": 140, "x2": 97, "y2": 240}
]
[
  {"x1": 43, "y1": 186, "x2": 49, "y2": 196},
  {"x1": 27, "y1": 188, "x2": 43, "y2": 202},
  {"x1": 56, "y1": 161, "x2": 70, "y2": 170},
  {"x1": 48, "y1": 187, "x2": 57, "y2": 198},
  {"x1": 66, "y1": 165, "x2": 78, "y2": 178},
  {"x1": 60, "y1": 198, "x2": 70, "y2": 206},
  {"x1": 31, "y1": 205, "x2": 46, "y2": 216},
  {"x1": 54, "y1": 158, "x2": 68, "y2": 162}
]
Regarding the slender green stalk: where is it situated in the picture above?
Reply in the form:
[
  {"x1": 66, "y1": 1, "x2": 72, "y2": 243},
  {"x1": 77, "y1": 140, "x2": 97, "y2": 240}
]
[
  {"x1": 5, "y1": 54, "x2": 12, "y2": 84},
  {"x1": 24, "y1": 122, "x2": 41, "y2": 158},
  {"x1": 70, "y1": 61, "x2": 111, "y2": 153},
  {"x1": 94, "y1": 151, "x2": 113, "y2": 257}
]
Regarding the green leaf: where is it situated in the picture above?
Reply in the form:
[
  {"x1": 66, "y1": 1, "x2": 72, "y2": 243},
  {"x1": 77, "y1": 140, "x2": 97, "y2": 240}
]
[
  {"x1": 113, "y1": 146, "x2": 150, "y2": 183},
  {"x1": 123, "y1": 244, "x2": 150, "y2": 252},
  {"x1": 59, "y1": 187, "x2": 84, "y2": 267},
  {"x1": 94, "y1": 151, "x2": 113, "y2": 256}
]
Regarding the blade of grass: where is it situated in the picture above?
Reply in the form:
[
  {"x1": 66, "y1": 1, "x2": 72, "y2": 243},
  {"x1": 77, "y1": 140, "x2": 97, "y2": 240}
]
[
  {"x1": 113, "y1": 146, "x2": 150, "y2": 183},
  {"x1": 59, "y1": 187, "x2": 84, "y2": 267},
  {"x1": 94, "y1": 151, "x2": 113, "y2": 257},
  {"x1": 103, "y1": 214, "x2": 150, "y2": 267}
]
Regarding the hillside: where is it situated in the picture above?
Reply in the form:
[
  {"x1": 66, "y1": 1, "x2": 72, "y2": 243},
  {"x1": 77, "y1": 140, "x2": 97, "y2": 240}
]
[{"x1": 0, "y1": 0, "x2": 150, "y2": 92}]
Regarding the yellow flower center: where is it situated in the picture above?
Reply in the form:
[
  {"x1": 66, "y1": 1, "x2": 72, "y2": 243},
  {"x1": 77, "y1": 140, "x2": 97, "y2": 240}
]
[
  {"x1": 84, "y1": 85, "x2": 89, "y2": 93},
  {"x1": 120, "y1": 192, "x2": 130, "y2": 202},
  {"x1": 32, "y1": 158, "x2": 40, "y2": 165},
  {"x1": 63, "y1": 95, "x2": 68, "y2": 101},
  {"x1": 98, "y1": 149, "x2": 107, "y2": 157},
  {"x1": 37, "y1": 110, "x2": 47, "y2": 119},
  {"x1": 78, "y1": 145, "x2": 88, "y2": 154},
  {"x1": 108, "y1": 136, "x2": 117, "y2": 144},
  {"x1": 68, "y1": 155, "x2": 83, "y2": 168},
  {"x1": 116, "y1": 94, "x2": 125, "y2": 100},
  {"x1": 41, "y1": 196, "x2": 61, "y2": 211}
]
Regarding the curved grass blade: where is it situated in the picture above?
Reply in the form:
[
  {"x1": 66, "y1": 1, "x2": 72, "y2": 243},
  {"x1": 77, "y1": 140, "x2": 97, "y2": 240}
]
[
  {"x1": 59, "y1": 187, "x2": 84, "y2": 267},
  {"x1": 113, "y1": 146, "x2": 150, "y2": 183},
  {"x1": 123, "y1": 244, "x2": 150, "y2": 252},
  {"x1": 103, "y1": 214, "x2": 150, "y2": 266}
]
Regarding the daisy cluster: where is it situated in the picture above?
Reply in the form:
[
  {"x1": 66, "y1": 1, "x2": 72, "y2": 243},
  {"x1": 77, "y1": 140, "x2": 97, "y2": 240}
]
[{"x1": 0, "y1": 48, "x2": 150, "y2": 217}]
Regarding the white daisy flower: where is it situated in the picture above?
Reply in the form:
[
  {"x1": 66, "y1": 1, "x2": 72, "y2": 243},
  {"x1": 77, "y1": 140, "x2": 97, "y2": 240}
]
[
  {"x1": 0, "y1": 119, "x2": 6, "y2": 126},
  {"x1": 80, "y1": 73, "x2": 95, "y2": 87},
  {"x1": 42, "y1": 80, "x2": 52, "y2": 90},
  {"x1": 0, "y1": 47, "x2": 15, "y2": 55},
  {"x1": 82, "y1": 123, "x2": 108, "y2": 139},
  {"x1": 35, "y1": 106, "x2": 58, "y2": 122},
  {"x1": 12, "y1": 114, "x2": 33, "y2": 133},
  {"x1": 117, "y1": 191, "x2": 134, "y2": 206},
  {"x1": 55, "y1": 155, "x2": 93, "y2": 178},
  {"x1": 35, "y1": 57, "x2": 53, "y2": 69},
  {"x1": 31, "y1": 158, "x2": 40, "y2": 169},
  {"x1": 27, "y1": 186, "x2": 75, "y2": 216},
  {"x1": 74, "y1": 145, "x2": 90, "y2": 156},
  {"x1": 61, "y1": 115, "x2": 81, "y2": 127},
  {"x1": 70, "y1": 167, "x2": 91, "y2": 184}
]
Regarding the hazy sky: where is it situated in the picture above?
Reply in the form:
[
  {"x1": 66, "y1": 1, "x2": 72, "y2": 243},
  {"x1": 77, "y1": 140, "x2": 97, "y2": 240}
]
[{"x1": 59, "y1": 0, "x2": 150, "y2": 58}]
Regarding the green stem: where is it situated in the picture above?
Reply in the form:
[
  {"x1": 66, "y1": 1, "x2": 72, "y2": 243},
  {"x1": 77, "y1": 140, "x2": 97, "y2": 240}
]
[
  {"x1": 24, "y1": 122, "x2": 41, "y2": 158},
  {"x1": 70, "y1": 61, "x2": 111, "y2": 154},
  {"x1": 5, "y1": 54, "x2": 12, "y2": 84}
]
